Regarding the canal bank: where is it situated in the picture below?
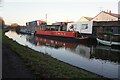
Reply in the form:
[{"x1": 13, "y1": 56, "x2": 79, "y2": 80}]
[
  {"x1": 2, "y1": 44, "x2": 35, "y2": 78},
  {"x1": 2, "y1": 30, "x2": 104, "y2": 78}
]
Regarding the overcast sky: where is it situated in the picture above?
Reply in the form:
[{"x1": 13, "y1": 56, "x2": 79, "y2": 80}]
[{"x1": 1, "y1": 0, "x2": 120, "y2": 25}]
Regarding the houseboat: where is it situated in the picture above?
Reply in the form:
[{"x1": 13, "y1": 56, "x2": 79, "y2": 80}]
[
  {"x1": 35, "y1": 21, "x2": 97, "y2": 44},
  {"x1": 19, "y1": 28, "x2": 35, "y2": 35},
  {"x1": 19, "y1": 20, "x2": 47, "y2": 35}
]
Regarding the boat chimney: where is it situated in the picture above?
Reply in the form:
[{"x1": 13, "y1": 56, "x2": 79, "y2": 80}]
[
  {"x1": 46, "y1": 13, "x2": 47, "y2": 25},
  {"x1": 109, "y1": 10, "x2": 111, "y2": 14},
  {"x1": 107, "y1": 10, "x2": 108, "y2": 12}
]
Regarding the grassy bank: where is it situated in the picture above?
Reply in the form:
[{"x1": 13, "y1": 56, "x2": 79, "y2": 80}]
[
  {"x1": 2, "y1": 30, "x2": 103, "y2": 78},
  {"x1": 0, "y1": 29, "x2": 2, "y2": 43}
]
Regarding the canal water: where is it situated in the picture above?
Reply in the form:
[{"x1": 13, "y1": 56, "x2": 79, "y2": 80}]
[{"x1": 5, "y1": 31, "x2": 120, "y2": 79}]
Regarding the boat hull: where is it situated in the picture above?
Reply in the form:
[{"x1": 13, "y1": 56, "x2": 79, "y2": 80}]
[
  {"x1": 19, "y1": 29, "x2": 35, "y2": 35},
  {"x1": 35, "y1": 30, "x2": 97, "y2": 45},
  {"x1": 97, "y1": 38, "x2": 120, "y2": 46},
  {"x1": 36, "y1": 30, "x2": 78, "y2": 38}
]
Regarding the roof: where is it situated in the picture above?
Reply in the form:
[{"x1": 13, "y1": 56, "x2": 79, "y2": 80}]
[
  {"x1": 84, "y1": 17, "x2": 93, "y2": 21},
  {"x1": 27, "y1": 20, "x2": 46, "y2": 23},
  {"x1": 78, "y1": 16, "x2": 93, "y2": 21},
  {"x1": 103, "y1": 11, "x2": 120, "y2": 18},
  {"x1": 36, "y1": 20, "x2": 46, "y2": 23},
  {"x1": 91, "y1": 11, "x2": 120, "y2": 21}
]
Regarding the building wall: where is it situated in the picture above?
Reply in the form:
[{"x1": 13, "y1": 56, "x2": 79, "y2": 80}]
[
  {"x1": 94, "y1": 26, "x2": 120, "y2": 35},
  {"x1": 92, "y1": 12, "x2": 118, "y2": 21}
]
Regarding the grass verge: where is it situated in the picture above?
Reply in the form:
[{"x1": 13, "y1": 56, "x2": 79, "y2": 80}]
[
  {"x1": 2, "y1": 29, "x2": 104, "y2": 79},
  {"x1": 0, "y1": 29, "x2": 2, "y2": 43}
]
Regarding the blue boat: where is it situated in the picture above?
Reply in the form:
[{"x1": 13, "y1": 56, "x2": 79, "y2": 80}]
[{"x1": 19, "y1": 29, "x2": 35, "y2": 35}]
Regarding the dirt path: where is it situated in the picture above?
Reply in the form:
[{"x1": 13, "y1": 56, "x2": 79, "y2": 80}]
[{"x1": 2, "y1": 44, "x2": 36, "y2": 79}]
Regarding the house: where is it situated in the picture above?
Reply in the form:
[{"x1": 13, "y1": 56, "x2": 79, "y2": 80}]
[
  {"x1": 91, "y1": 11, "x2": 119, "y2": 21},
  {"x1": 77, "y1": 11, "x2": 120, "y2": 36},
  {"x1": 78, "y1": 11, "x2": 120, "y2": 22},
  {"x1": 78, "y1": 16, "x2": 93, "y2": 22},
  {"x1": 91, "y1": 11, "x2": 120, "y2": 37}
]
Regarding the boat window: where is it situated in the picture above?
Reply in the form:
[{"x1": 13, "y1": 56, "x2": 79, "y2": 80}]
[
  {"x1": 81, "y1": 24, "x2": 88, "y2": 29},
  {"x1": 70, "y1": 25, "x2": 74, "y2": 29}
]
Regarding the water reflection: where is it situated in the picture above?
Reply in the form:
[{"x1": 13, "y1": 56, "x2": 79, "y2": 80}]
[
  {"x1": 26, "y1": 35, "x2": 120, "y2": 63},
  {"x1": 26, "y1": 35, "x2": 93, "y2": 59},
  {"x1": 36, "y1": 37, "x2": 78, "y2": 49},
  {"x1": 5, "y1": 31, "x2": 120, "y2": 79}
]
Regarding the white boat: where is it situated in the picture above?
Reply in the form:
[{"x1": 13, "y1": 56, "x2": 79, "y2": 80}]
[{"x1": 97, "y1": 38, "x2": 120, "y2": 46}]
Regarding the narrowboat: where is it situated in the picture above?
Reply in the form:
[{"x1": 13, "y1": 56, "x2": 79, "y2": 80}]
[
  {"x1": 19, "y1": 29, "x2": 35, "y2": 35},
  {"x1": 35, "y1": 21, "x2": 97, "y2": 44}
]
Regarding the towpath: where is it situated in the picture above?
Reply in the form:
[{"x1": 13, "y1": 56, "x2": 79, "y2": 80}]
[{"x1": 2, "y1": 44, "x2": 35, "y2": 79}]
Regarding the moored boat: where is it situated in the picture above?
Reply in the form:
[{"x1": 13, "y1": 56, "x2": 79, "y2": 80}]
[
  {"x1": 35, "y1": 30, "x2": 97, "y2": 45},
  {"x1": 35, "y1": 21, "x2": 97, "y2": 44},
  {"x1": 97, "y1": 33, "x2": 120, "y2": 47},
  {"x1": 20, "y1": 29, "x2": 35, "y2": 35},
  {"x1": 97, "y1": 38, "x2": 120, "y2": 46}
]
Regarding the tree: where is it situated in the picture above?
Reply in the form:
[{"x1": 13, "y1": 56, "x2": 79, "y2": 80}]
[
  {"x1": 11, "y1": 23, "x2": 18, "y2": 27},
  {"x1": 0, "y1": 17, "x2": 5, "y2": 29}
]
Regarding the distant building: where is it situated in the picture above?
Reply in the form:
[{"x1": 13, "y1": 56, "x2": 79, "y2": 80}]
[{"x1": 78, "y1": 16, "x2": 93, "y2": 22}]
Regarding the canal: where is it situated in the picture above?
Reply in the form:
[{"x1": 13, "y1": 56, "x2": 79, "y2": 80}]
[{"x1": 5, "y1": 30, "x2": 120, "y2": 79}]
